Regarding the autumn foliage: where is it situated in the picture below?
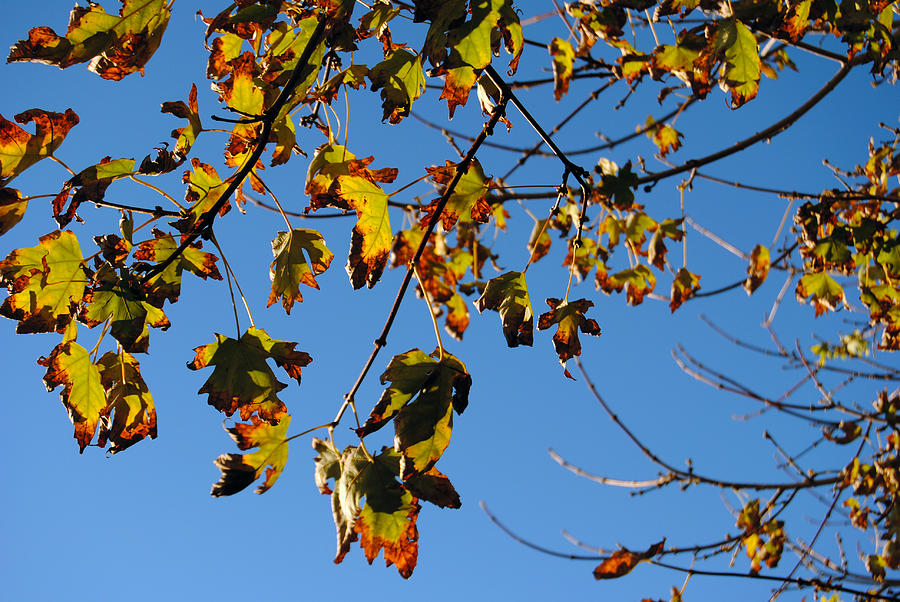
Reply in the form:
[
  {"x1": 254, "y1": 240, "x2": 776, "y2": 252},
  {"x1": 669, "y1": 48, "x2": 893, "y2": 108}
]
[{"x1": 1, "y1": 0, "x2": 899, "y2": 598}]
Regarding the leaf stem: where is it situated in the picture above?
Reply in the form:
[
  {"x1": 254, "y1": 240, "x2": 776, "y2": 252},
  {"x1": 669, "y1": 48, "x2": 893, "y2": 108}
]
[
  {"x1": 414, "y1": 264, "x2": 444, "y2": 361},
  {"x1": 130, "y1": 175, "x2": 186, "y2": 211}
]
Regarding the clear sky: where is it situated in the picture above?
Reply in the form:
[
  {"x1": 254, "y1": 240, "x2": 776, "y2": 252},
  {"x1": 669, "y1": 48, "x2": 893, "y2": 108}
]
[{"x1": 1, "y1": 2, "x2": 898, "y2": 601}]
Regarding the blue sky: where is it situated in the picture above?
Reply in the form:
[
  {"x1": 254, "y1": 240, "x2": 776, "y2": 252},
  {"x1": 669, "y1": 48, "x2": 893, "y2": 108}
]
[{"x1": 1, "y1": 2, "x2": 898, "y2": 600}]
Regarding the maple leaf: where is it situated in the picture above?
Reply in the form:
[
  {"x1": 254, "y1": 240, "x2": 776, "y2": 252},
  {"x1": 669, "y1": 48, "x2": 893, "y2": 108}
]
[
  {"x1": 593, "y1": 540, "x2": 666, "y2": 579},
  {"x1": 212, "y1": 415, "x2": 291, "y2": 496},
  {"x1": 95, "y1": 350, "x2": 157, "y2": 453},
  {"x1": 316, "y1": 64, "x2": 370, "y2": 104},
  {"x1": 268, "y1": 229, "x2": 334, "y2": 313},
  {"x1": 151, "y1": 83, "x2": 202, "y2": 168},
  {"x1": 423, "y1": 0, "x2": 523, "y2": 117},
  {"x1": 8, "y1": 0, "x2": 172, "y2": 81},
  {"x1": 405, "y1": 466, "x2": 462, "y2": 509},
  {"x1": 358, "y1": 349, "x2": 471, "y2": 478},
  {"x1": 38, "y1": 338, "x2": 107, "y2": 453},
  {"x1": 0, "y1": 230, "x2": 86, "y2": 334},
  {"x1": 549, "y1": 37, "x2": 575, "y2": 101},
  {"x1": 355, "y1": 465, "x2": 420, "y2": 578},
  {"x1": 368, "y1": 49, "x2": 426, "y2": 123},
  {"x1": 133, "y1": 228, "x2": 222, "y2": 306},
  {"x1": 0, "y1": 109, "x2": 79, "y2": 187},
  {"x1": 474, "y1": 270, "x2": 534, "y2": 347},
  {"x1": 79, "y1": 266, "x2": 170, "y2": 353},
  {"x1": 53, "y1": 157, "x2": 135, "y2": 227},
  {"x1": 604, "y1": 265, "x2": 657, "y2": 306},
  {"x1": 670, "y1": 267, "x2": 701, "y2": 312},
  {"x1": 645, "y1": 116, "x2": 683, "y2": 157},
  {"x1": 537, "y1": 298, "x2": 602, "y2": 379},
  {"x1": 598, "y1": 162, "x2": 639, "y2": 210},
  {"x1": 174, "y1": 158, "x2": 231, "y2": 234},
  {"x1": 421, "y1": 160, "x2": 493, "y2": 231},
  {"x1": 648, "y1": 218, "x2": 684, "y2": 270},
  {"x1": 744, "y1": 244, "x2": 770, "y2": 294},
  {"x1": 316, "y1": 444, "x2": 422, "y2": 578},
  {"x1": 188, "y1": 327, "x2": 311, "y2": 424},
  {"x1": 796, "y1": 271, "x2": 846, "y2": 316},
  {"x1": 260, "y1": 17, "x2": 326, "y2": 97},
  {"x1": 213, "y1": 51, "x2": 265, "y2": 168},
  {"x1": 0, "y1": 188, "x2": 27, "y2": 236},
  {"x1": 305, "y1": 144, "x2": 398, "y2": 289}
]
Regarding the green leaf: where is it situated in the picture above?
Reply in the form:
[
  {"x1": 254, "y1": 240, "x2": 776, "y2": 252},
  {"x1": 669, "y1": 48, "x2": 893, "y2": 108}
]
[
  {"x1": 175, "y1": 158, "x2": 231, "y2": 234},
  {"x1": 38, "y1": 338, "x2": 106, "y2": 453},
  {"x1": 8, "y1": 0, "x2": 172, "y2": 80},
  {"x1": 796, "y1": 271, "x2": 846, "y2": 316},
  {"x1": 53, "y1": 157, "x2": 135, "y2": 228},
  {"x1": 188, "y1": 327, "x2": 311, "y2": 424},
  {"x1": 133, "y1": 228, "x2": 223, "y2": 306},
  {"x1": 95, "y1": 350, "x2": 157, "y2": 453},
  {"x1": 357, "y1": 349, "x2": 439, "y2": 437},
  {"x1": 474, "y1": 271, "x2": 534, "y2": 347},
  {"x1": 268, "y1": 228, "x2": 334, "y2": 313},
  {"x1": 0, "y1": 230, "x2": 86, "y2": 334},
  {"x1": 79, "y1": 268, "x2": 170, "y2": 353},
  {"x1": 421, "y1": 160, "x2": 493, "y2": 231},
  {"x1": 317, "y1": 445, "x2": 422, "y2": 578},
  {"x1": 537, "y1": 298, "x2": 602, "y2": 379},
  {"x1": 334, "y1": 175, "x2": 394, "y2": 289},
  {"x1": 0, "y1": 109, "x2": 79, "y2": 187},
  {"x1": 305, "y1": 144, "x2": 398, "y2": 289},
  {"x1": 211, "y1": 415, "x2": 291, "y2": 496},
  {"x1": 360, "y1": 349, "x2": 471, "y2": 479},
  {"x1": 368, "y1": 49, "x2": 426, "y2": 124},
  {"x1": 717, "y1": 20, "x2": 760, "y2": 108}
]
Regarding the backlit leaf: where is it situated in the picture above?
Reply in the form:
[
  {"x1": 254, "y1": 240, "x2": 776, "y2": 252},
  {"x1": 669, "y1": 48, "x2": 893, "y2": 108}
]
[
  {"x1": 717, "y1": 20, "x2": 760, "y2": 108},
  {"x1": 188, "y1": 327, "x2": 311, "y2": 424},
  {"x1": 0, "y1": 109, "x2": 79, "y2": 187},
  {"x1": 318, "y1": 445, "x2": 422, "y2": 578},
  {"x1": 474, "y1": 270, "x2": 534, "y2": 347},
  {"x1": 96, "y1": 350, "x2": 157, "y2": 453},
  {"x1": 0, "y1": 230, "x2": 86, "y2": 334},
  {"x1": 79, "y1": 269, "x2": 170, "y2": 353},
  {"x1": 306, "y1": 143, "x2": 397, "y2": 289},
  {"x1": 0, "y1": 188, "x2": 27, "y2": 236},
  {"x1": 421, "y1": 160, "x2": 493, "y2": 231},
  {"x1": 369, "y1": 49, "x2": 426, "y2": 124},
  {"x1": 268, "y1": 228, "x2": 334, "y2": 313},
  {"x1": 797, "y1": 271, "x2": 846, "y2": 316},
  {"x1": 537, "y1": 298, "x2": 602, "y2": 378},
  {"x1": 38, "y1": 338, "x2": 106, "y2": 453},
  {"x1": 154, "y1": 83, "x2": 202, "y2": 165},
  {"x1": 211, "y1": 415, "x2": 291, "y2": 496},
  {"x1": 549, "y1": 37, "x2": 575, "y2": 101},
  {"x1": 175, "y1": 158, "x2": 231, "y2": 234},
  {"x1": 53, "y1": 157, "x2": 135, "y2": 227},
  {"x1": 405, "y1": 466, "x2": 461, "y2": 509},
  {"x1": 744, "y1": 244, "x2": 769, "y2": 294},
  {"x1": 133, "y1": 228, "x2": 223, "y2": 306},
  {"x1": 8, "y1": 0, "x2": 172, "y2": 80},
  {"x1": 670, "y1": 267, "x2": 700, "y2": 312}
]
